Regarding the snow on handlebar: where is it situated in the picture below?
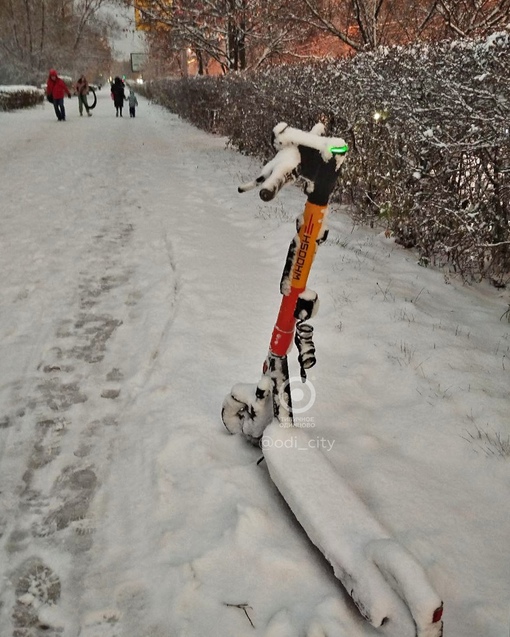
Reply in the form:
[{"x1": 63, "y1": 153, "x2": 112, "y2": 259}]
[
  {"x1": 272, "y1": 122, "x2": 348, "y2": 160},
  {"x1": 238, "y1": 122, "x2": 349, "y2": 202}
]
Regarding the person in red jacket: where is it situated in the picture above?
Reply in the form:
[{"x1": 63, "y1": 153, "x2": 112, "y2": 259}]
[{"x1": 46, "y1": 69, "x2": 72, "y2": 121}]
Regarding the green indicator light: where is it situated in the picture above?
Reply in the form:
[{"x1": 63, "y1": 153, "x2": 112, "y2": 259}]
[{"x1": 329, "y1": 144, "x2": 349, "y2": 155}]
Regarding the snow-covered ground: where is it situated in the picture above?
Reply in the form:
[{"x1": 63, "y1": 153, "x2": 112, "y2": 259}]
[{"x1": 0, "y1": 89, "x2": 509, "y2": 637}]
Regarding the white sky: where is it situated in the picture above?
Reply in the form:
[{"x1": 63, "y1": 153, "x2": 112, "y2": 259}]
[
  {"x1": 103, "y1": 2, "x2": 145, "y2": 59},
  {"x1": 0, "y1": 88, "x2": 509, "y2": 637}
]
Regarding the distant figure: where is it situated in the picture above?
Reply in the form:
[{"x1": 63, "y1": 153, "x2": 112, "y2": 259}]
[
  {"x1": 111, "y1": 77, "x2": 126, "y2": 117},
  {"x1": 128, "y1": 89, "x2": 138, "y2": 118},
  {"x1": 46, "y1": 69, "x2": 72, "y2": 121},
  {"x1": 75, "y1": 74, "x2": 92, "y2": 117}
]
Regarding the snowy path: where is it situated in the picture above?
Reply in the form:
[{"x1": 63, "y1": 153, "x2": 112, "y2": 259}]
[
  {"x1": 0, "y1": 92, "x2": 283, "y2": 636},
  {"x1": 0, "y1": 90, "x2": 509, "y2": 637}
]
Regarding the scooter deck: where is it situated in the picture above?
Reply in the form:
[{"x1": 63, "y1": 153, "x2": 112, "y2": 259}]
[{"x1": 263, "y1": 422, "x2": 443, "y2": 637}]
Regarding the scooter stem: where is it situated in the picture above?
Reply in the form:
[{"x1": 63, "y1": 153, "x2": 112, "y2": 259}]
[{"x1": 269, "y1": 201, "x2": 327, "y2": 358}]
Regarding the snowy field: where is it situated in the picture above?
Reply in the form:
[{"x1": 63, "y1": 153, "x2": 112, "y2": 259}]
[{"x1": 0, "y1": 89, "x2": 509, "y2": 637}]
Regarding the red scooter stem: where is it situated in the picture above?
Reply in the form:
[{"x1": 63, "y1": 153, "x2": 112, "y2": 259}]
[{"x1": 269, "y1": 201, "x2": 327, "y2": 357}]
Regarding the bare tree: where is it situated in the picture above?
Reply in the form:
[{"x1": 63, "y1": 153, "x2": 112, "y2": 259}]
[
  {"x1": 287, "y1": 0, "x2": 510, "y2": 52},
  {"x1": 131, "y1": 0, "x2": 315, "y2": 74},
  {"x1": 285, "y1": 0, "x2": 397, "y2": 52},
  {"x1": 433, "y1": 0, "x2": 510, "y2": 38},
  {"x1": 0, "y1": 0, "x2": 114, "y2": 81}
]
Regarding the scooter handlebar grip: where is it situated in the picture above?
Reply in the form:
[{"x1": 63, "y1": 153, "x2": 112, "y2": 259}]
[{"x1": 260, "y1": 187, "x2": 276, "y2": 202}]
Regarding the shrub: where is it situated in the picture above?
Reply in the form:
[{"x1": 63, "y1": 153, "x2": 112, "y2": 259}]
[
  {"x1": 139, "y1": 33, "x2": 510, "y2": 285},
  {"x1": 0, "y1": 86, "x2": 44, "y2": 111}
]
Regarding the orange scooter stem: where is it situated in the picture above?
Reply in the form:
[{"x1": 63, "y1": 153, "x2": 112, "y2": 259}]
[{"x1": 269, "y1": 201, "x2": 327, "y2": 357}]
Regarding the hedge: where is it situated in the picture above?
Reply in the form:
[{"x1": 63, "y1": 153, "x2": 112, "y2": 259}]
[
  {"x1": 0, "y1": 86, "x2": 44, "y2": 111},
  {"x1": 140, "y1": 34, "x2": 510, "y2": 285}
]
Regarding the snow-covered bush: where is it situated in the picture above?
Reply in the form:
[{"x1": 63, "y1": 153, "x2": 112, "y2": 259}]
[
  {"x1": 0, "y1": 85, "x2": 44, "y2": 111},
  {"x1": 142, "y1": 33, "x2": 510, "y2": 285},
  {"x1": 332, "y1": 34, "x2": 510, "y2": 285}
]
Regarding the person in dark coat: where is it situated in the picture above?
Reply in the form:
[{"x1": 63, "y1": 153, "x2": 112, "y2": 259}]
[
  {"x1": 111, "y1": 77, "x2": 126, "y2": 117},
  {"x1": 46, "y1": 69, "x2": 72, "y2": 121}
]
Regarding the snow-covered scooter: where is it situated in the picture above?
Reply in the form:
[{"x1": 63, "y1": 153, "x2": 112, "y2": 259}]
[{"x1": 222, "y1": 123, "x2": 443, "y2": 637}]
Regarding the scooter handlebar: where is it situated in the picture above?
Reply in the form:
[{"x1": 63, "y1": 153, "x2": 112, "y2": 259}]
[{"x1": 238, "y1": 122, "x2": 348, "y2": 202}]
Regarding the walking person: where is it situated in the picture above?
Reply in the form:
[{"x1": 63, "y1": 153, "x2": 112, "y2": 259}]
[
  {"x1": 111, "y1": 77, "x2": 126, "y2": 117},
  {"x1": 46, "y1": 69, "x2": 72, "y2": 121},
  {"x1": 128, "y1": 89, "x2": 138, "y2": 118},
  {"x1": 75, "y1": 74, "x2": 92, "y2": 117}
]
